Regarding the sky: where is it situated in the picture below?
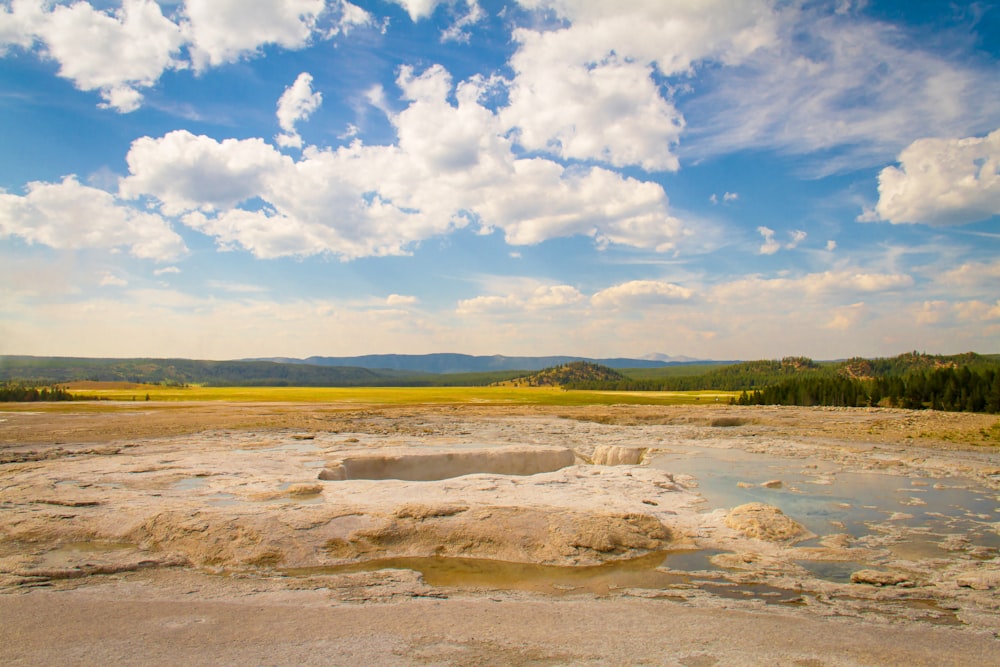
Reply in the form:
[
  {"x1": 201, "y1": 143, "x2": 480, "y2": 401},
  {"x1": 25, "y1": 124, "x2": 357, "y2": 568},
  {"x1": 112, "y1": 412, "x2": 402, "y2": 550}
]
[{"x1": 1, "y1": 0, "x2": 998, "y2": 362}]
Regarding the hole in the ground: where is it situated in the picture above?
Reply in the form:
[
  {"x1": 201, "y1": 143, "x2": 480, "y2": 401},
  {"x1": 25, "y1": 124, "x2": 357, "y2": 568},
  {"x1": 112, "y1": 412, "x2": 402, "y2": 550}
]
[{"x1": 318, "y1": 445, "x2": 577, "y2": 481}]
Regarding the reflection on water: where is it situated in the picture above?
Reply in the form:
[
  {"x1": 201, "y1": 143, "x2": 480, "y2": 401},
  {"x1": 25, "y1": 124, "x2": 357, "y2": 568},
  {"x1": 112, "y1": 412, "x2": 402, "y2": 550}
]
[
  {"x1": 279, "y1": 551, "x2": 829, "y2": 601},
  {"x1": 284, "y1": 552, "x2": 685, "y2": 596},
  {"x1": 649, "y1": 446, "x2": 1000, "y2": 559},
  {"x1": 794, "y1": 560, "x2": 869, "y2": 583}
]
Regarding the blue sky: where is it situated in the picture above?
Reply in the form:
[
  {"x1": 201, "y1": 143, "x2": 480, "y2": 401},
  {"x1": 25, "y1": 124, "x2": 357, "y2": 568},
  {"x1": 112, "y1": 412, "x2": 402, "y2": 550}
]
[{"x1": 1, "y1": 0, "x2": 998, "y2": 361}]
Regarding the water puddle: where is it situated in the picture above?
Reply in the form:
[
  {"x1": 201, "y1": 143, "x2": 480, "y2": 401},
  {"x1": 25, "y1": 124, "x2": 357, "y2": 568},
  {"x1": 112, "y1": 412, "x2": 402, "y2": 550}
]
[
  {"x1": 650, "y1": 446, "x2": 1000, "y2": 562},
  {"x1": 795, "y1": 560, "x2": 869, "y2": 583},
  {"x1": 282, "y1": 551, "x2": 813, "y2": 603},
  {"x1": 660, "y1": 549, "x2": 725, "y2": 572}
]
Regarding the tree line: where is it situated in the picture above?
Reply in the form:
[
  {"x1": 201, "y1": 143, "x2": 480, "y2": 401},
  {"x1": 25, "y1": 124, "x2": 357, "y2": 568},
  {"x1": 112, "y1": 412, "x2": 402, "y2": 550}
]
[
  {"x1": 736, "y1": 366, "x2": 1000, "y2": 413},
  {"x1": 0, "y1": 382, "x2": 77, "y2": 402}
]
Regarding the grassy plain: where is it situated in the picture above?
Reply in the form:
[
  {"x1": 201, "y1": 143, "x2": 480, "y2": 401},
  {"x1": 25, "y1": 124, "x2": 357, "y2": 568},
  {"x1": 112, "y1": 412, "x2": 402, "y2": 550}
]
[{"x1": 62, "y1": 383, "x2": 738, "y2": 407}]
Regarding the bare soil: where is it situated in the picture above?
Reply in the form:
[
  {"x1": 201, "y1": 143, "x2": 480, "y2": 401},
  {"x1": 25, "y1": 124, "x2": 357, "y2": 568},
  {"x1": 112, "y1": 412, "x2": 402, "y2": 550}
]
[{"x1": 2, "y1": 402, "x2": 999, "y2": 665}]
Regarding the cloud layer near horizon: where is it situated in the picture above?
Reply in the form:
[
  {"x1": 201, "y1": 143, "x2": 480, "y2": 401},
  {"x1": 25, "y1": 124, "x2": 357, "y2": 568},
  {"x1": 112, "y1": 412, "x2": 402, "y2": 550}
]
[{"x1": 1, "y1": 1, "x2": 998, "y2": 359}]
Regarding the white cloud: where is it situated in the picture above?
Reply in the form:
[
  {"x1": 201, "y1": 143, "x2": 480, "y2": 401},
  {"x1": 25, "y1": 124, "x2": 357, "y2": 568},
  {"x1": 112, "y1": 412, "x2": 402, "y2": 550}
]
[
  {"x1": 826, "y1": 240, "x2": 837, "y2": 251},
  {"x1": 324, "y1": 1, "x2": 374, "y2": 37},
  {"x1": 527, "y1": 284, "x2": 585, "y2": 309},
  {"x1": 0, "y1": 1, "x2": 372, "y2": 111},
  {"x1": 757, "y1": 226, "x2": 806, "y2": 254},
  {"x1": 916, "y1": 298, "x2": 1000, "y2": 325},
  {"x1": 0, "y1": 175, "x2": 186, "y2": 260},
  {"x1": 757, "y1": 226, "x2": 780, "y2": 255},
  {"x1": 120, "y1": 130, "x2": 292, "y2": 215},
  {"x1": 824, "y1": 302, "x2": 866, "y2": 330},
  {"x1": 913, "y1": 300, "x2": 948, "y2": 325},
  {"x1": 686, "y1": 7, "x2": 1000, "y2": 169},
  {"x1": 456, "y1": 283, "x2": 584, "y2": 316},
  {"x1": 389, "y1": 0, "x2": 444, "y2": 21},
  {"x1": 710, "y1": 191, "x2": 739, "y2": 205},
  {"x1": 591, "y1": 280, "x2": 693, "y2": 309},
  {"x1": 98, "y1": 271, "x2": 128, "y2": 287},
  {"x1": 938, "y1": 259, "x2": 1000, "y2": 289},
  {"x1": 182, "y1": 0, "x2": 325, "y2": 71},
  {"x1": 455, "y1": 293, "x2": 521, "y2": 315},
  {"x1": 503, "y1": 44, "x2": 684, "y2": 171},
  {"x1": 205, "y1": 280, "x2": 267, "y2": 293},
  {"x1": 386, "y1": 293, "x2": 418, "y2": 306},
  {"x1": 439, "y1": 1, "x2": 484, "y2": 43},
  {"x1": 154, "y1": 266, "x2": 181, "y2": 275},
  {"x1": 500, "y1": 0, "x2": 779, "y2": 171},
  {"x1": 6, "y1": 0, "x2": 186, "y2": 112},
  {"x1": 118, "y1": 64, "x2": 688, "y2": 260},
  {"x1": 867, "y1": 129, "x2": 1000, "y2": 226},
  {"x1": 0, "y1": 0, "x2": 43, "y2": 52},
  {"x1": 953, "y1": 300, "x2": 1000, "y2": 323},
  {"x1": 787, "y1": 229, "x2": 806, "y2": 248},
  {"x1": 712, "y1": 269, "x2": 913, "y2": 302},
  {"x1": 275, "y1": 72, "x2": 323, "y2": 149}
]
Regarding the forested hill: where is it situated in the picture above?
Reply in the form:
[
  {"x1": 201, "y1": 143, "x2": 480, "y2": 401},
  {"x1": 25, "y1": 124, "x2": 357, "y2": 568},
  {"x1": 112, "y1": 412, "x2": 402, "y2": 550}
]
[
  {"x1": 499, "y1": 361, "x2": 626, "y2": 387},
  {"x1": 567, "y1": 352, "x2": 1000, "y2": 392},
  {"x1": 0, "y1": 354, "x2": 697, "y2": 386},
  {"x1": 262, "y1": 353, "x2": 683, "y2": 373},
  {"x1": 0, "y1": 356, "x2": 526, "y2": 387}
]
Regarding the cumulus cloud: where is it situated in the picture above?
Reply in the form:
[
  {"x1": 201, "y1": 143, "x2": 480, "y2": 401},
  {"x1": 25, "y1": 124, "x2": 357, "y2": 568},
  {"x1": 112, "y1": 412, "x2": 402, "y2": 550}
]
[
  {"x1": 183, "y1": 0, "x2": 318, "y2": 71},
  {"x1": 938, "y1": 259, "x2": 1000, "y2": 288},
  {"x1": 119, "y1": 130, "x2": 292, "y2": 215},
  {"x1": 866, "y1": 129, "x2": 1000, "y2": 226},
  {"x1": 757, "y1": 226, "x2": 780, "y2": 255},
  {"x1": 455, "y1": 293, "x2": 521, "y2": 315},
  {"x1": 953, "y1": 300, "x2": 1000, "y2": 322},
  {"x1": 757, "y1": 226, "x2": 806, "y2": 254},
  {"x1": 117, "y1": 64, "x2": 688, "y2": 259},
  {"x1": 275, "y1": 72, "x2": 323, "y2": 149},
  {"x1": 456, "y1": 284, "x2": 584, "y2": 315},
  {"x1": 591, "y1": 280, "x2": 693, "y2": 309},
  {"x1": 0, "y1": 175, "x2": 186, "y2": 260},
  {"x1": 386, "y1": 293, "x2": 418, "y2": 306},
  {"x1": 389, "y1": 0, "x2": 445, "y2": 21},
  {"x1": 0, "y1": 0, "x2": 43, "y2": 52},
  {"x1": 503, "y1": 45, "x2": 685, "y2": 171},
  {"x1": 2, "y1": 0, "x2": 186, "y2": 112},
  {"x1": 0, "y1": 0, "x2": 371, "y2": 110},
  {"x1": 500, "y1": 0, "x2": 779, "y2": 172}
]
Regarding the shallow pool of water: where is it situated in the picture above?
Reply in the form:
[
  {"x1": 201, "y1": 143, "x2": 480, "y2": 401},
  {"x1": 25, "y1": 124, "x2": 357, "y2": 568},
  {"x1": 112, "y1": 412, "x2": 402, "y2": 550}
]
[
  {"x1": 283, "y1": 551, "x2": 820, "y2": 602},
  {"x1": 649, "y1": 446, "x2": 1000, "y2": 559}
]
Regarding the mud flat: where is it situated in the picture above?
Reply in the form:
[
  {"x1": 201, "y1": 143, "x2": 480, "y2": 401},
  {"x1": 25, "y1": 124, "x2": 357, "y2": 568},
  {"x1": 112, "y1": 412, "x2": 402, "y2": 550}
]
[{"x1": 2, "y1": 402, "x2": 999, "y2": 665}]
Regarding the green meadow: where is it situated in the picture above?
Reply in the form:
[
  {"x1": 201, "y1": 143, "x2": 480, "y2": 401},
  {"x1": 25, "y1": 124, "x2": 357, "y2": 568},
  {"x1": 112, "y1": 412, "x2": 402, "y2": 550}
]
[{"x1": 65, "y1": 384, "x2": 738, "y2": 407}]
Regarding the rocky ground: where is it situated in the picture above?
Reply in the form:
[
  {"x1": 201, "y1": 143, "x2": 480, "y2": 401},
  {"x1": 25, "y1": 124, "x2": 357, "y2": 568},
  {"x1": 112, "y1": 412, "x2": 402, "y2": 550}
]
[{"x1": 1, "y1": 402, "x2": 999, "y2": 665}]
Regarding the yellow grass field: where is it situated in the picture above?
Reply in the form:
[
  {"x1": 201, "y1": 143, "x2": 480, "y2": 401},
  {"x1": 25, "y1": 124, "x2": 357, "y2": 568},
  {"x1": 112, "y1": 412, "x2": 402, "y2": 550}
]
[{"x1": 62, "y1": 383, "x2": 739, "y2": 407}]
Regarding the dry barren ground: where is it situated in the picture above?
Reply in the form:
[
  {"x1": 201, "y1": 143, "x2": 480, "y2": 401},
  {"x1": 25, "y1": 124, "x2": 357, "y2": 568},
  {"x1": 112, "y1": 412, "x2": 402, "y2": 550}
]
[{"x1": 2, "y1": 402, "x2": 999, "y2": 666}]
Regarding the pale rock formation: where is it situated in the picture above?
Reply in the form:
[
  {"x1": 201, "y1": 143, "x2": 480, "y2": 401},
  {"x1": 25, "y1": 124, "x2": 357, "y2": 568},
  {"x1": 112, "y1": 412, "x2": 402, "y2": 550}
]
[
  {"x1": 850, "y1": 569, "x2": 913, "y2": 586},
  {"x1": 725, "y1": 503, "x2": 809, "y2": 542},
  {"x1": 591, "y1": 445, "x2": 647, "y2": 466}
]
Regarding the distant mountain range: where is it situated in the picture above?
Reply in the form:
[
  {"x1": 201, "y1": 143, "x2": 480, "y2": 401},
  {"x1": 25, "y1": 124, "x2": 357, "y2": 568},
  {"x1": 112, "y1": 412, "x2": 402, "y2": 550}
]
[
  {"x1": 251, "y1": 353, "x2": 703, "y2": 374},
  {"x1": 0, "y1": 353, "x2": 710, "y2": 387}
]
